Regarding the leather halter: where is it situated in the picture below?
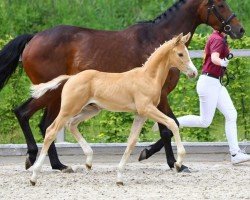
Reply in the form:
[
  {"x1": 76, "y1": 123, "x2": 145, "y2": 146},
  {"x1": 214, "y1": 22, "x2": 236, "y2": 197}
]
[{"x1": 206, "y1": 0, "x2": 236, "y2": 33}]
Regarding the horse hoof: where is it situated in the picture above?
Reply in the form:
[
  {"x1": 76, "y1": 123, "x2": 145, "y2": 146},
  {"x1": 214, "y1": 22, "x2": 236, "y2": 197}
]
[
  {"x1": 116, "y1": 181, "x2": 124, "y2": 186},
  {"x1": 138, "y1": 148, "x2": 149, "y2": 161},
  {"x1": 176, "y1": 164, "x2": 191, "y2": 173},
  {"x1": 61, "y1": 166, "x2": 74, "y2": 173},
  {"x1": 25, "y1": 157, "x2": 33, "y2": 170},
  {"x1": 86, "y1": 164, "x2": 92, "y2": 170},
  {"x1": 30, "y1": 180, "x2": 36, "y2": 186}
]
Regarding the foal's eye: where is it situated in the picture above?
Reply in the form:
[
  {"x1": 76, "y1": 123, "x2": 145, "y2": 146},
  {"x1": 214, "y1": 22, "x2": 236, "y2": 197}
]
[{"x1": 178, "y1": 53, "x2": 184, "y2": 57}]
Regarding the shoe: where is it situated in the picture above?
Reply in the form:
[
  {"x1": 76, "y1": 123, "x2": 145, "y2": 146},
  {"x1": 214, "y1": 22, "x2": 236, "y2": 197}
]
[{"x1": 231, "y1": 149, "x2": 250, "y2": 164}]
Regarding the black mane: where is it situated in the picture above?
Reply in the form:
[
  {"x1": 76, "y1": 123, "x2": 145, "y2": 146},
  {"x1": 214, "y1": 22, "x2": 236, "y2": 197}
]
[{"x1": 138, "y1": 0, "x2": 187, "y2": 24}]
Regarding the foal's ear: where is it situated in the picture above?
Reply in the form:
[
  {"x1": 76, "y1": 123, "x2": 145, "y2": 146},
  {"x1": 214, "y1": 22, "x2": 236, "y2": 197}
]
[
  {"x1": 174, "y1": 33, "x2": 183, "y2": 45},
  {"x1": 181, "y1": 32, "x2": 191, "y2": 44}
]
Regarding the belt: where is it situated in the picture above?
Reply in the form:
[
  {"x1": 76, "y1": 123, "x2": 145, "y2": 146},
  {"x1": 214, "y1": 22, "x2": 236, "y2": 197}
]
[{"x1": 202, "y1": 72, "x2": 221, "y2": 80}]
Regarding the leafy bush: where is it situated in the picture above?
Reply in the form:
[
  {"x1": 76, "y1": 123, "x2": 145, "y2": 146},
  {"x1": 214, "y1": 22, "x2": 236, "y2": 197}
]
[{"x1": 0, "y1": 0, "x2": 249, "y2": 37}]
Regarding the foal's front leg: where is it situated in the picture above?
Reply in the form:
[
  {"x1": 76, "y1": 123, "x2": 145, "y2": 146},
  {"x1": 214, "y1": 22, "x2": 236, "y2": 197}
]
[
  {"x1": 117, "y1": 115, "x2": 146, "y2": 185},
  {"x1": 144, "y1": 105, "x2": 186, "y2": 169}
]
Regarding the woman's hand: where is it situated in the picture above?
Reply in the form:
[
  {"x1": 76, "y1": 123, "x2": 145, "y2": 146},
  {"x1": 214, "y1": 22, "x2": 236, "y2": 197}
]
[
  {"x1": 220, "y1": 58, "x2": 230, "y2": 67},
  {"x1": 211, "y1": 52, "x2": 230, "y2": 67}
]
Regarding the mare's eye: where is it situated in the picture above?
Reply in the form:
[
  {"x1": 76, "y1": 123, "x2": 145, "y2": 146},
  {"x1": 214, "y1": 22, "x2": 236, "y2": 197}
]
[
  {"x1": 218, "y1": 4, "x2": 224, "y2": 8},
  {"x1": 178, "y1": 53, "x2": 184, "y2": 57}
]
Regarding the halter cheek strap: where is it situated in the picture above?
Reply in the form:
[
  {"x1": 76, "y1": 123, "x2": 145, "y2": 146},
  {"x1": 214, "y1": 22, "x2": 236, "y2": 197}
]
[{"x1": 206, "y1": 0, "x2": 236, "y2": 33}]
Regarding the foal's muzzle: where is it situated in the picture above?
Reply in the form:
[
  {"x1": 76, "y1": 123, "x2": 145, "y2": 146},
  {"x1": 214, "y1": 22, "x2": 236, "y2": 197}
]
[
  {"x1": 187, "y1": 71, "x2": 198, "y2": 78},
  {"x1": 186, "y1": 62, "x2": 198, "y2": 78}
]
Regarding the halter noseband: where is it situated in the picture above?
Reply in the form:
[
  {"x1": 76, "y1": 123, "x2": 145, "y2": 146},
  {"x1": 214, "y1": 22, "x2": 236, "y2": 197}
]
[{"x1": 206, "y1": 0, "x2": 236, "y2": 33}]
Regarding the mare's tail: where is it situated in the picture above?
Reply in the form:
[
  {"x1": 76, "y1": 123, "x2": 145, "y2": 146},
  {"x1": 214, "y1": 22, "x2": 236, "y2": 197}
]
[
  {"x1": 0, "y1": 34, "x2": 34, "y2": 90},
  {"x1": 31, "y1": 75, "x2": 71, "y2": 99}
]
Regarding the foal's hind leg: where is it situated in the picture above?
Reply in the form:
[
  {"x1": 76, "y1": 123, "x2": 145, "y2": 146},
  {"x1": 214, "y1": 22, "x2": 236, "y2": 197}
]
[
  {"x1": 40, "y1": 100, "x2": 73, "y2": 173},
  {"x1": 117, "y1": 115, "x2": 146, "y2": 185},
  {"x1": 30, "y1": 113, "x2": 70, "y2": 186},
  {"x1": 30, "y1": 91, "x2": 92, "y2": 185},
  {"x1": 67, "y1": 105, "x2": 101, "y2": 169}
]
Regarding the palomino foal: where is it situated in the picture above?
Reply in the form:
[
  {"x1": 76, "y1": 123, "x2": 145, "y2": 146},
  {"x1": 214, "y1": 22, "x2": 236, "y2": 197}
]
[{"x1": 30, "y1": 33, "x2": 197, "y2": 185}]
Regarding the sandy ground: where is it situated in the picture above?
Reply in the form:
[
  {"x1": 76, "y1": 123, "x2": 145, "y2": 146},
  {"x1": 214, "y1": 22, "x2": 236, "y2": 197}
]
[{"x1": 0, "y1": 154, "x2": 249, "y2": 200}]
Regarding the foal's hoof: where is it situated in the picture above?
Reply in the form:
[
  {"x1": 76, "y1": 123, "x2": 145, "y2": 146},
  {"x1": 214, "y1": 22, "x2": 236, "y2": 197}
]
[
  {"x1": 86, "y1": 164, "x2": 92, "y2": 170},
  {"x1": 61, "y1": 166, "x2": 74, "y2": 173},
  {"x1": 30, "y1": 180, "x2": 36, "y2": 186},
  {"x1": 138, "y1": 148, "x2": 150, "y2": 162},
  {"x1": 116, "y1": 181, "x2": 124, "y2": 186},
  {"x1": 176, "y1": 164, "x2": 191, "y2": 173}
]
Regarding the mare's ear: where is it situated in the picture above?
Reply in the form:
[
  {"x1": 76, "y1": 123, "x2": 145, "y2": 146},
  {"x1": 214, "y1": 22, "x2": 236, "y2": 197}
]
[
  {"x1": 174, "y1": 33, "x2": 183, "y2": 46},
  {"x1": 181, "y1": 32, "x2": 191, "y2": 44}
]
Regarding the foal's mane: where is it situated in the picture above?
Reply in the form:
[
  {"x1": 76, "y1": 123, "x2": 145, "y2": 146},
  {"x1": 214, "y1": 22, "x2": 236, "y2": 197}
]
[
  {"x1": 143, "y1": 37, "x2": 176, "y2": 68},
  {"x1": 138, "y1": 0, "x2": 187, "y2": 24}
]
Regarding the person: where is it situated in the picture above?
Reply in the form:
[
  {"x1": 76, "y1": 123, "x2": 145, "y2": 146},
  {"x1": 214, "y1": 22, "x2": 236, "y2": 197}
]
[{"x1": 140, "y1": 30, "x2": 250, "y2": 164}]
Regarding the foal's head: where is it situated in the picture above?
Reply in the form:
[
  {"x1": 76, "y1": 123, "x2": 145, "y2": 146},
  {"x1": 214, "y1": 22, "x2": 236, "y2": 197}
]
[{"x1": 168, "y1": 33, "x2": 198, "y2": 78}]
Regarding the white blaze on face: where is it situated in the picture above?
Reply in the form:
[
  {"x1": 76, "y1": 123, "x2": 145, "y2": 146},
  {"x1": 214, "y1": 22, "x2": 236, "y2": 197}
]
[{"x1": 184, "y1": 46, "x2": 198, "y2": 78}]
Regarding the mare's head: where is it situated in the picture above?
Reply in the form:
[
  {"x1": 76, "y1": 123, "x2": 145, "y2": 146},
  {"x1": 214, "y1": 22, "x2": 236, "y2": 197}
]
[
  {"x1": 199, "y1": 0, "x2": 245, "y2": 39},
  {"x1": 168, "y1": 33, "x2": 198, "y2": 78}
]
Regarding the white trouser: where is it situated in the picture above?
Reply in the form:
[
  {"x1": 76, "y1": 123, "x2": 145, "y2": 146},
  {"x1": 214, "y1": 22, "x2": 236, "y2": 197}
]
[{"x1": 178, "y1": 75, "x2": 240, "y2": 155}]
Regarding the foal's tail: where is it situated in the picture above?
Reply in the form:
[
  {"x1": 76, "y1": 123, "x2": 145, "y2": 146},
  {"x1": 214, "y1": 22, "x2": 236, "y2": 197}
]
[
  {"x1": 31, "y1": 75, "x2": 71, "y2": 99},
  {"x1": 0, "y1": 34, "x2": 34, "y2": 90}
]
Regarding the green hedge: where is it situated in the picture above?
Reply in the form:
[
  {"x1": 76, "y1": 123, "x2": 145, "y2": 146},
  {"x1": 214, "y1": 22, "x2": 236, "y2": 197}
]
[
  {"x1": 0, "y1": 34, "x2": 249, "y2": 143},
  {"x1": 0, "y1": 0, "x2": 249, "y2": 37}
]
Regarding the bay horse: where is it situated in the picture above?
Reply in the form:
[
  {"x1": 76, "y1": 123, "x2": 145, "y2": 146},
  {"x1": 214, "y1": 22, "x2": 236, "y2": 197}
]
[
  {"x1": 30, "y1": 33, "x2": 197, "y2": 186},
  {"x1": 0, "y1": 0, "x2": 245, "y2": 173}
]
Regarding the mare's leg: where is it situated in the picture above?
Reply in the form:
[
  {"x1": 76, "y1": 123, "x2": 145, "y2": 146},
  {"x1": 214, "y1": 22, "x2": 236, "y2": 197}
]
[
  {"x1": 143, "y1": 105, "x2": 186, "y2": 170},
  {"x1": 30, "y1": 113, "x2": 69, "y2": 186},
  {"x1": 138, "y1": 138, "x2": 164, "y2": 161},
  {"x1": 67, "y1": 105, "x2": 101, "y2": 169},
  {"x1": 157, "y1": 98, "x2": 179, "y2": 169},
  {"x1": 117, "y1": 115, "x2": 146, "y2": 185},
  {"x1": 39, "y1": 99, "x2": 73, "y2": 172},
  {"x1": 13, "y1": 98, "x2": 45, "y2": 169}
]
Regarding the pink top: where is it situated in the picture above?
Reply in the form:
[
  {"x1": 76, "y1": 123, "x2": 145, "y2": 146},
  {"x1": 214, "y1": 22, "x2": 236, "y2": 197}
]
[{"x1": 202, "y1": 31, "x2": 230, "y2": 77}]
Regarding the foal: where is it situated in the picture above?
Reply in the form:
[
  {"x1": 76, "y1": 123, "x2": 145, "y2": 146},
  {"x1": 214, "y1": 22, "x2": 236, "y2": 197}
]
[{"x1": 30, "y1": 33, "x2": 197, "y2": 186}]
